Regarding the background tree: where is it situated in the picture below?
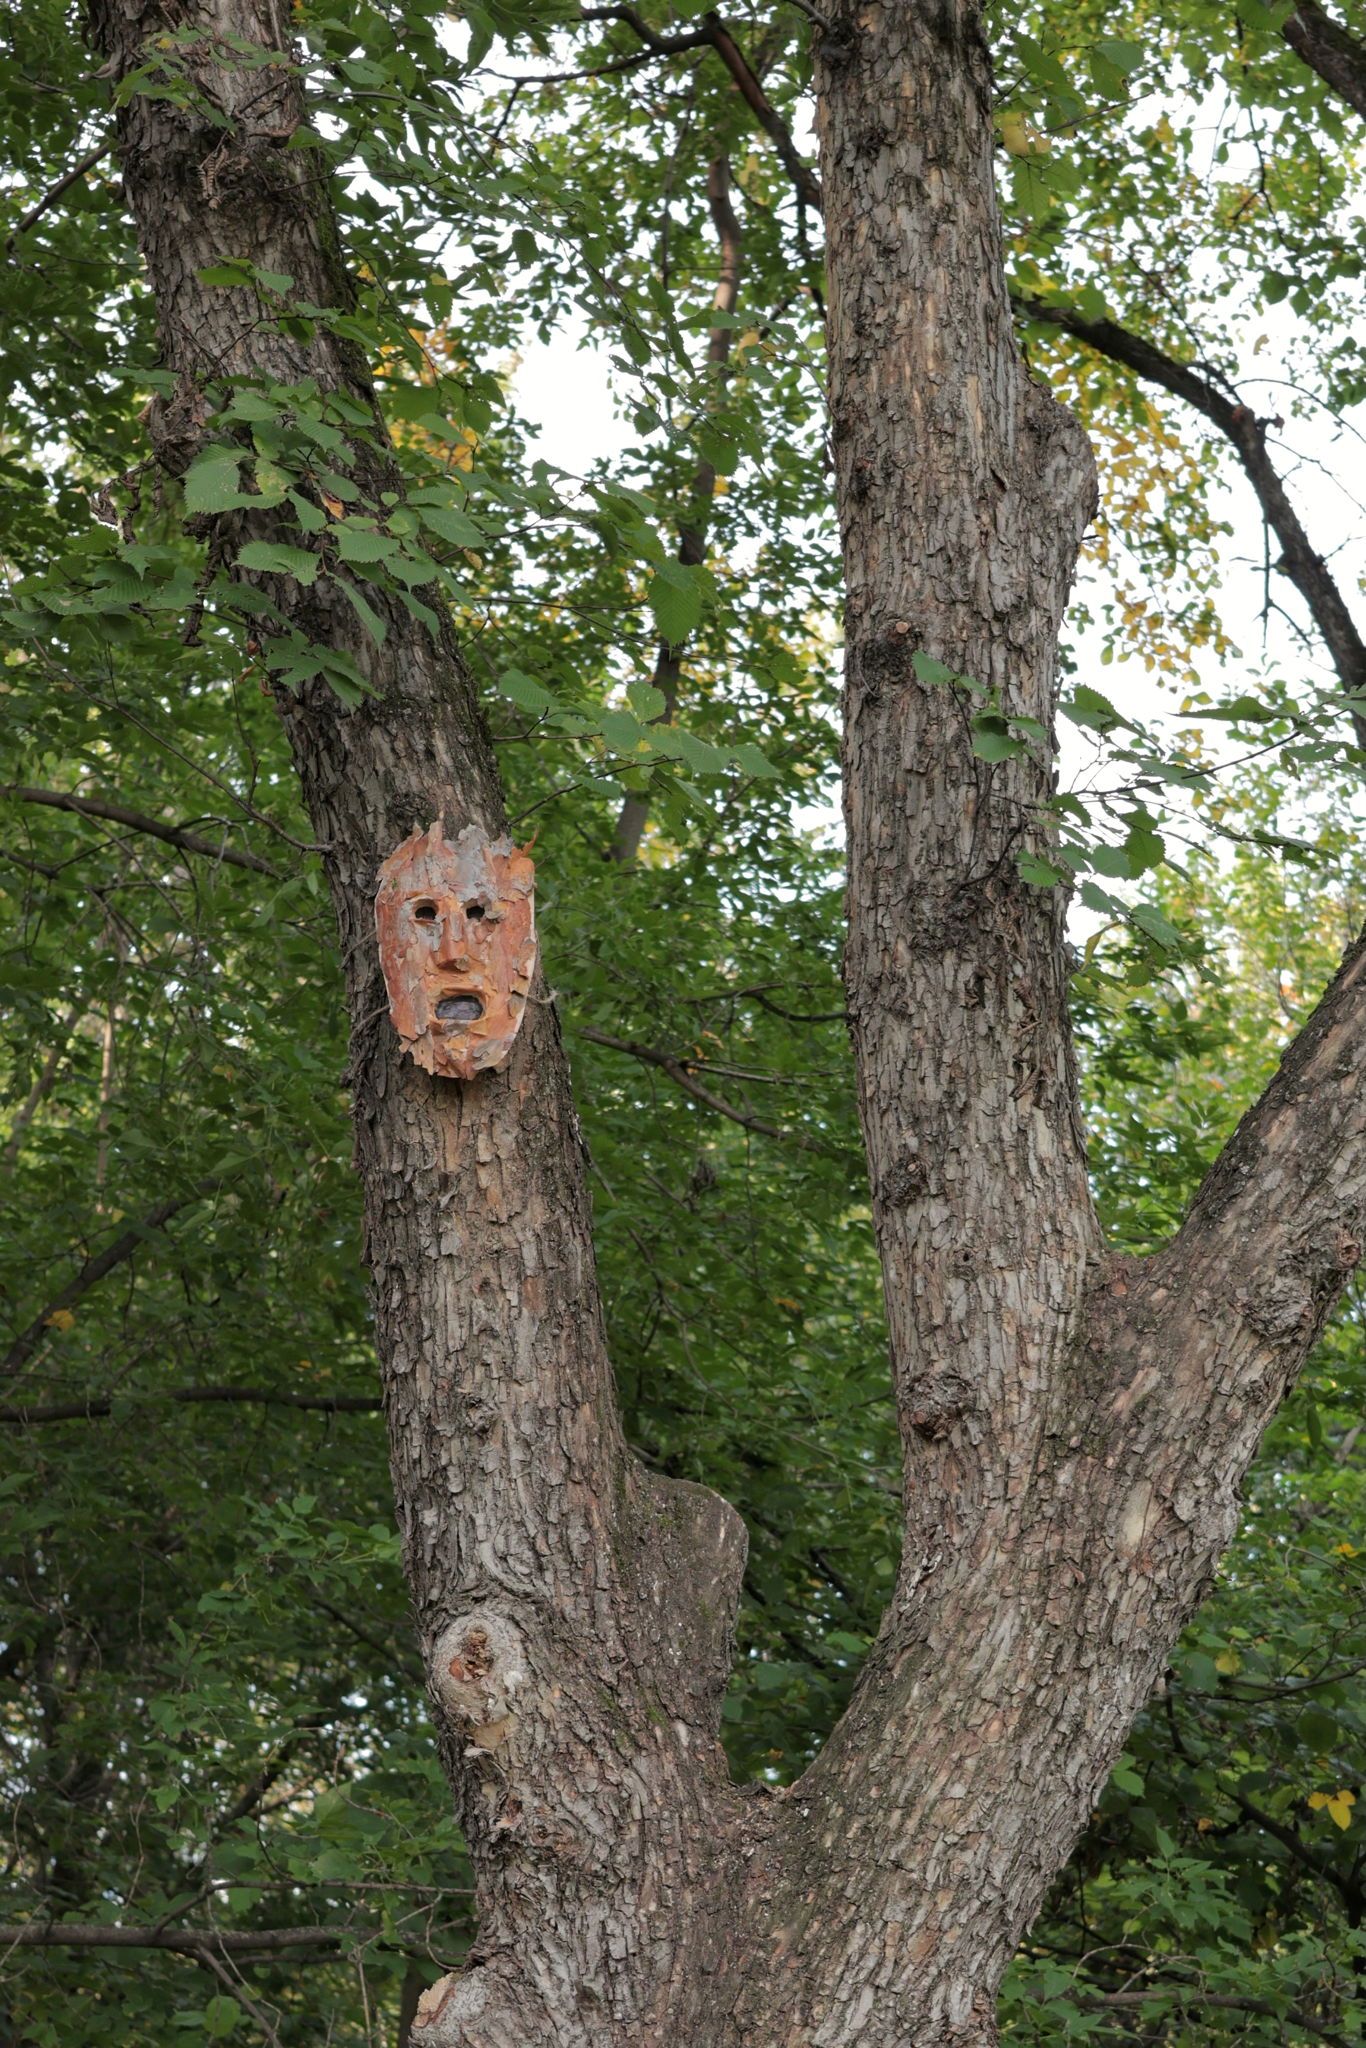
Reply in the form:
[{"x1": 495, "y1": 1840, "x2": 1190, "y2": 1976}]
[{"x1": 3, "y1": 1, "x2": 1366, "y2": 2044}]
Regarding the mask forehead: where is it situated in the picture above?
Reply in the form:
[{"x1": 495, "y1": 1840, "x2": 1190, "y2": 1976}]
[{"x1": 375, "y1": 821, "x2": 538, "y2": 1080}]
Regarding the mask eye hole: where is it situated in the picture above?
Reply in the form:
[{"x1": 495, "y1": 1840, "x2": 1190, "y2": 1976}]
[
  {"x1": 413, "y1": 901, "x2": 438, "y2": 922},
  {"x1": 465, "y1": 901, "x2": 486, "y2": 921}
]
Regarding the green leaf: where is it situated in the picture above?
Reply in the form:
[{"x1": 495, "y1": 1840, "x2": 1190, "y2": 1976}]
[
  {"x1": 334, "y1": 575, "x2": 388, "y2": 645},
  {"x1": 971, "y1": 718, "x2": 1026, "y2": 762},
  {"x1": 197, "y1": 262, "x2": 254, "y2": 288},
  {"x1": 911, "y1": 650, "x2": 959, "y2": 688},
  {"x1": 1063, "y1": 685, "x2": 1131, "y2": 734},
  {"x1": 184, "y1": 447, "x2": 253, "y2": 514},
  {"x1": 236, "y1": 540, "x2": 320, "y2": 584},
  {"x1": 1130, "y1": 903, "x2": 1183, "y2": 951},
  {"x1": 627, "y1": 679, "x2": 668, "y2": 721},
  {"x1": 647, "y1": 561, "x2": 704, "y2": 643},
  {"x1": 335, "y1": 524, "x2": 399, "y2": 564},
  {"x1": 1195, "y1": 696, "x2": 1280, "y2": 723},
  {"x1": 498, "y1": 668, "x2": 555, "y2": 712},
  {"x1": 203, "y1": 1998, "x2": 242, "y2": 2039},
  {"x1": 601, "y1": 709, "x2": 647, "y2": 754},
  {"x1": 1018, "y1": 853, "x2": 1068, "y2": 887},
  {"x1": 416, "y1": 504, "x2": 485, "y2": 548}
]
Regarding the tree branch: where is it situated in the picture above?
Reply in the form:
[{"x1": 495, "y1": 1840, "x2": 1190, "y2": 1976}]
[
  {"x1": 0, "y1": 1923, "x2": 361, "y2": 1954},
  {"x1": 3, "y1": 785, "x2": 279, "y2": 875},
  {"x1": 579, "y1": 8, "x2": 823, "y2": 212},
  {"x1": 572, "y1": 1023, "x2": 826, "y2": 1148},
  {"x1": 1101, "y1": 923, "x2": 1366, "y2": 1575},
  {"x1": 1283, "y1": 1, "x2": 1366, "y2": 120},
  {"x1": 1080, "y1": 1989, "x2": 1349, "y2": 2047},
  {"x1": 2, "y1": 1180, "x2": 222, "y2": 1376},
  {"x1": 703, "y1": 13, "x2": 823, "y2": 213},
  {"x1": 2, "y1": 1008, "x2": 80, "y2": 1173},
  {"x1": 4, "y1": 137, "x2": 113, "y2": 252},
  {"x1": 1013, "y1": 296, "x2": 1366, "y2": 751},
  {"x1": 0, "y1": 1385, "x2": 382, "y2": 1426}
]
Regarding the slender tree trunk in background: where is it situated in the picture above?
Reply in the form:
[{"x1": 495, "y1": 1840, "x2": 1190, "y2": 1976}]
[
  {"x1": 611, "y1": 154, "x2": 744, "y2": 864},
  {"x1": 84, "y1": 1, "x2": 1366, "y2": 2044}
]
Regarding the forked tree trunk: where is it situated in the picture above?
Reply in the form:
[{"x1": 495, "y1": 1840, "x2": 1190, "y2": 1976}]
[{"x1": 86, "y1": 2, "x2": 1366, "y2": 2044}]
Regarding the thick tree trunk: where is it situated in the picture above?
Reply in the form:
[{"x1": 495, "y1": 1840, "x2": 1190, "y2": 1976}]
[
  {"x1": 84, "y1": 2, "x2": 1366, "y2": 2044},
  {"x1": 86, "y1": 6, "x2": 749, "y2": 2042}
]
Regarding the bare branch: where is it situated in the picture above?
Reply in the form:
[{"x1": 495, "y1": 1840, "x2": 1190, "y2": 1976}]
[
  {"x1": 577, "y1": 8, "x2": 823, "y2": 213},
  {"x1": 5, "y1": 137, "x2": 113, "y2": 252},
  {"x1": 2, "y1": 1180, "x2": 222, "y2": 1376},
  {"x1": 572, "y1": 1023, "x2": 826, "y2": 1148},
  {"x1": 0, "y1": 1924, "x2": 359, "y2": 1954},
  {"x1": 0, "y1": 1384, "x2": 382, "y2": 1426},
  {"x1": 3, "y1": 785, "x2": 279, "y2": 875},
  {"x1": 704, "y1": 13, "x2": 823, "y2": 213},
  {"x1": 1081, "y1": 1989, "x2": 1350, "y2": 2047},
  {"x1": 1013, "y1": 297, "x2": 1366, "y2": 751}
]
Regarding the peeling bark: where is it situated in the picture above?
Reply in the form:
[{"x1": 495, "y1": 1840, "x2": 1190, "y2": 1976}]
[{"x1": 80, "y1": 1, "x2": 1366, "y2": 2044}]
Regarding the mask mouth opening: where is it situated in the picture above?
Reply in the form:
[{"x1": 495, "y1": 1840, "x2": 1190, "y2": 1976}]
[{"x1": 436, "y1": 992, "x2": 484, "y2": 1025}]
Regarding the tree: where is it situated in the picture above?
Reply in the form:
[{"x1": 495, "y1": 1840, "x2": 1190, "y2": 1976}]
[{"x1": 3, "y1": 0, "x2": 1366, "y2": 2043}]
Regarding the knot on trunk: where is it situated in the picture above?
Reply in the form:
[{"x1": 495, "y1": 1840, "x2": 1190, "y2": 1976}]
[{"x1": 429, "y1": 1610, "x2": 527, "y2": 1747}]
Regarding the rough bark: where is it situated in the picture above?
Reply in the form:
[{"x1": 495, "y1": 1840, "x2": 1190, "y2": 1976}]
[
  {"x1": 1283, "y1": 1, "x2": 1366, "y2": 120},
  {"x1": 85, "y1": 6, "x2": 748, "y2": 2042},
  {"x1": 78, "y1": 1, "x2": 1366, "y2": 2045},
  {"x1": 716, "y1": 5, "x2": 1366, "y2": 2043}
]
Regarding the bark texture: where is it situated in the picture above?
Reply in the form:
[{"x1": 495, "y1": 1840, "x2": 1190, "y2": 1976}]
[
  {"x1": 1283, "y1": 1, "x2": 1366, "y2": 119},
  {"x1": 85, "y1": 6, "x2": 749, "y2": 2042},
  {"x1": 81, "y1": 1, "x2": 1366, "y2": 2044}
]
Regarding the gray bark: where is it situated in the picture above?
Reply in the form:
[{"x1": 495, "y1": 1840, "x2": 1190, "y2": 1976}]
[{"x1": 80, "y1": 0, "x2": 1366, "y2": 2043}]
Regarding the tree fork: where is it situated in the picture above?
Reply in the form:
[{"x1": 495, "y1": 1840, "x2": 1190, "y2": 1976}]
[{"x1": 77, "y1": 0, "x2": 1366, "y2": 2043}]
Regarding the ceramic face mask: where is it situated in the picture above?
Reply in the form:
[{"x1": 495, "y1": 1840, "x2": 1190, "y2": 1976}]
[{"x1": 375, "y1": 822, "x2": 537, "y2": 1080}]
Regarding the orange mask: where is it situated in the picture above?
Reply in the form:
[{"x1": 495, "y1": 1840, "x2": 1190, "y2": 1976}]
[{"x1": 375, "y1": 822, "x2": 537, "y2": 1080}]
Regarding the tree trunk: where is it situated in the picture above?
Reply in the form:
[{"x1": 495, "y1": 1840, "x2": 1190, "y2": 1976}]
[{"x1": 84, "y1": 1, "x2": 1366, "y2": 2044}]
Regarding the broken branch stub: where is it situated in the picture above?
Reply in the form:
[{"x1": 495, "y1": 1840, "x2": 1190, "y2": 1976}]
[{"x1": 375, "y1": 822, "x2": 537, "y2": 1080}]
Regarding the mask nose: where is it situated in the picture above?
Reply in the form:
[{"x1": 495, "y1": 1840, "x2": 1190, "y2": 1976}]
[{"x1": 434, "y1": 904, "x2": 471, "y2": 969}]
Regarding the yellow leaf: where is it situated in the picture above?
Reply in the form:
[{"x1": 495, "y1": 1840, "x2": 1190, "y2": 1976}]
[
  {"x1": 1214, "y1": 1650, "x2": 1240, "y2": 1675},
  {"x1": 999, "y1": 111, "x2": 1048, "y2": 157},
  {"x1": 1335, "y1": 1542, "x2": 1358, "y2": 1557},
  {"x1": 1309, "y1": 1789, "x2": 1356, "y2": 1828},
  {"x1": 44, "y1": 1308, "x2": 75, "y2": 1332}
]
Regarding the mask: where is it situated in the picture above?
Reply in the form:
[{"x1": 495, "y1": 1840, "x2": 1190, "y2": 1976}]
[{"x1": 375, "y1": 822, "x2": 537, "y2": 1080}]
